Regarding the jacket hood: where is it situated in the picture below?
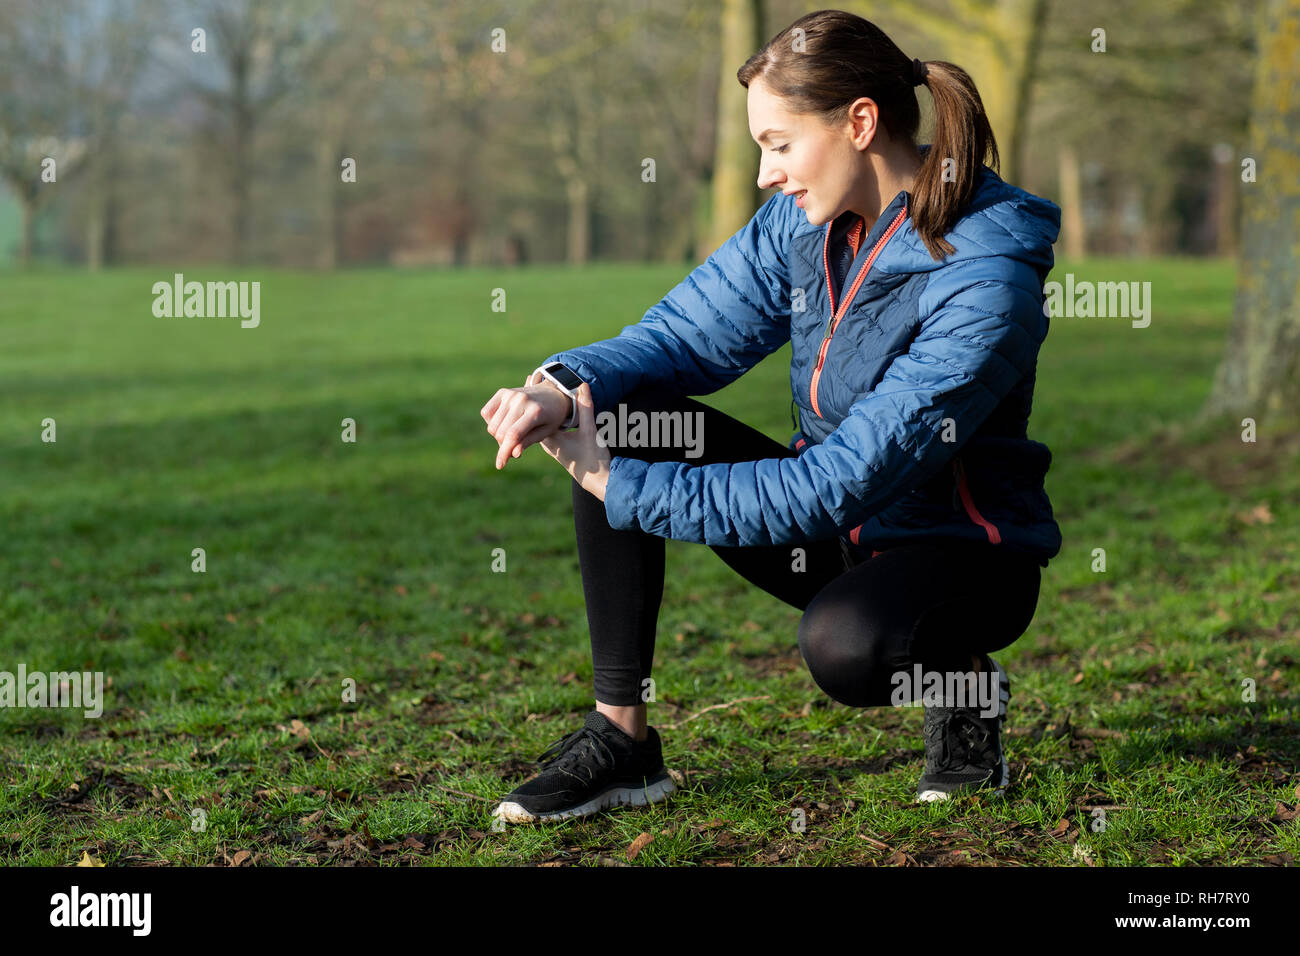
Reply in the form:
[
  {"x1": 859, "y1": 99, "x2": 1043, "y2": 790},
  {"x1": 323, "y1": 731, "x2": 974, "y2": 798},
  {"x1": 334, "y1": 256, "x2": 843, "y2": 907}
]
[{"x1": 865, "y1": 144, "x2": 1061, "y2": 279}]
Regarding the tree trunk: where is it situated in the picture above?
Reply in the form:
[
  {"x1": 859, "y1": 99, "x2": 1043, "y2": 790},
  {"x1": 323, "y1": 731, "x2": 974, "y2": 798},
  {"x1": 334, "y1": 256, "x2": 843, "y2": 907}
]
[
  {"x1": 1210, "y1": 142, "x2": 1238, "y2": 258},
  {"x1": 317, "y1": 134, "x2": 339, "y2": 270},
  {"x1": 1057, "y1": 144, "x2": 1085, "y2": 260},
  {"x1": 702, "y1": 0, "x2": 764, "y2": 258},
  {"x1": 1201, "y1": 0, "x2": 1300, "y2": 421},
  {"x1": 86, "y1": 206, "x2": 103, "y2": 271},
  {"x1": 566, "y1": 177, "x2": 590, "y2": 267},
  {"x1": 232, "y1": 104, "x2": 252, "y2": 264},
  {"x1": 20, "y1": 197, "x2": 34, "y2": 267},
  {"x1": 1002, "y1": 0, "x2": 1049, "y2": 188}
]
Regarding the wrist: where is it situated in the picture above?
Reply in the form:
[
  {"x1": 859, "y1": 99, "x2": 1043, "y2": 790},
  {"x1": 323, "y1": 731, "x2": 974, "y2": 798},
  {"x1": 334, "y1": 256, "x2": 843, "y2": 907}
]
[{"x1": 531, "y1": 363, "x2": 582, "y2": 429}]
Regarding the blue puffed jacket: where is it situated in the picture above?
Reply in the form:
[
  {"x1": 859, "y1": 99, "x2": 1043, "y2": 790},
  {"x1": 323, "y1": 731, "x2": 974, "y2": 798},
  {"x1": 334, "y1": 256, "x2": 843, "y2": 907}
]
[{"x1": 540, "y1": 150, "x2": 1063, "y2": 568}]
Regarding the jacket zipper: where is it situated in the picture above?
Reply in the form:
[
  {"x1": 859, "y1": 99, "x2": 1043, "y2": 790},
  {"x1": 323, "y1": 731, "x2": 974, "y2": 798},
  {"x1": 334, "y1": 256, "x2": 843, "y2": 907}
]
[
  {"x1": 952, "y1": 457, "x2": 1003, "y2": 544},
  {"x1": 810, "y1": 204, "x2": 909, "y2": 419}
]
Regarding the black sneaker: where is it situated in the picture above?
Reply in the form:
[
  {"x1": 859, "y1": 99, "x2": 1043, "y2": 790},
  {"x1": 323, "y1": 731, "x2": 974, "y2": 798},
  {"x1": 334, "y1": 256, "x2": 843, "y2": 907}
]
[
  {"x1": 916, "y1": 656, "x2": 1010, "y2": 802},
  {"x1": 492, "y1": 710, "x2": 677, "y2": 824}
]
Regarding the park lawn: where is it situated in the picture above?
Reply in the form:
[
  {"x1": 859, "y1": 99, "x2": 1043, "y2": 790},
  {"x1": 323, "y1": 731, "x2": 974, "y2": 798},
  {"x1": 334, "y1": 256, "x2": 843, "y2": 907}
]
[{"x1": 0, "y1": 258, "x2": 1296, "y2": 867}]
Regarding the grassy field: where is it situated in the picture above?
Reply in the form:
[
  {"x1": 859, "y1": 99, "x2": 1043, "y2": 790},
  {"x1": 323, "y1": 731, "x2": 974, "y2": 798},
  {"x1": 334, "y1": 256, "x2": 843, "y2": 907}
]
[{"x1": 1, "y1": 258, "x2": 1297, "y2": 867}]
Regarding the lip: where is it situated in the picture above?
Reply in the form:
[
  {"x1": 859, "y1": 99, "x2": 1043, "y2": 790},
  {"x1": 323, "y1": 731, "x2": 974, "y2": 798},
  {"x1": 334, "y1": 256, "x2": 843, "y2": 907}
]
[{"x1": 785, "y1": 189, "x2": 808, "y2": 207}]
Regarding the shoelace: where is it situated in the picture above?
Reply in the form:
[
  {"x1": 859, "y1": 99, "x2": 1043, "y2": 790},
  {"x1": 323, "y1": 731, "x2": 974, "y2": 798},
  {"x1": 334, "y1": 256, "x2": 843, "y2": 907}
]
[
  {"x1": 536, "y1": 726, "x2": 617, "y2": 783},
  {"x1": 925, "y1": 709, "x2": 993, "y2": 772}
]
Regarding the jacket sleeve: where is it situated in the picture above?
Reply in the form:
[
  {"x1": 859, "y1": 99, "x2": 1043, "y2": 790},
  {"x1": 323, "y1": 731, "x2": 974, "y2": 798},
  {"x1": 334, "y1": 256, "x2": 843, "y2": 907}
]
[
  {"x1": 602, "y1": 256, "x2": 1049, "y2": 546},
  {"x1": 538, "y1": 193, "x2": 795, "y2": 413}
]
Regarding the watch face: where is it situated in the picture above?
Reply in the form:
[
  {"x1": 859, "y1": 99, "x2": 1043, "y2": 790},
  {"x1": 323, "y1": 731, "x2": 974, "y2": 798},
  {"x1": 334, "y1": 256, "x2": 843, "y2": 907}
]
[{"x1": 546, "y1": 364, "x2": 583, "y2": 391}]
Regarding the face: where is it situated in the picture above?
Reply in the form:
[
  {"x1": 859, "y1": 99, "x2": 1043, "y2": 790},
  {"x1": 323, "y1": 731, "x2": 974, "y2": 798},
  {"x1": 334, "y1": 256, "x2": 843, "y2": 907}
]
[{"x1": 748, "y1": 77, "x2": 877, "y2": 226}]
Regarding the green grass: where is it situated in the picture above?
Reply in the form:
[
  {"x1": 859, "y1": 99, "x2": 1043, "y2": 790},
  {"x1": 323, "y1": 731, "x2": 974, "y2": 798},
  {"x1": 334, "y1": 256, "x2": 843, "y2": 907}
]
[{"x1": 1, "y1": 258, "x2": 1297, "y2": 867}]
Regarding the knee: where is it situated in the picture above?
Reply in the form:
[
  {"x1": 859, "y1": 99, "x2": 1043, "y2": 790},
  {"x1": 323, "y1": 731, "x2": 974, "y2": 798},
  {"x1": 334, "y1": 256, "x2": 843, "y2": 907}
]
[{"x1": 796, "y1": 594, "x2": 893, "y2": 708}]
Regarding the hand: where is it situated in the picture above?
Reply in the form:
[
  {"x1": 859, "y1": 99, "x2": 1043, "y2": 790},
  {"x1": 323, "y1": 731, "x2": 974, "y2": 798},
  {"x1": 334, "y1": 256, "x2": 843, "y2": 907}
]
[
  {"x1": 539, "y1": 382, "x2": 610, "y2": 501},
  {"x1": 480, "y1": 372, "x2": 572, "y2": 470}
]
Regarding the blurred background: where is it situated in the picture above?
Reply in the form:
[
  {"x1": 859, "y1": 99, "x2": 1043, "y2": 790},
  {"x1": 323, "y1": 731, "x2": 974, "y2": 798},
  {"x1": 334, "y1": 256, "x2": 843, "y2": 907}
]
[
  {"x1": 1, "y1": 0, "x2": 1298, "y2": 867},
  {"x1": 0, "y1": 0, "x2": 1266, "y2": 270}
]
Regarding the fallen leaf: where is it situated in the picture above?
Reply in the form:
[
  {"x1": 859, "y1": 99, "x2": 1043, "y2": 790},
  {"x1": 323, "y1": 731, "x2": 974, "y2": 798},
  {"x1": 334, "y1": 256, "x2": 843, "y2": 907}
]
[
  {"x1": 1271, "y1": 802, "x2": 1299, "y2": 822},
  {"x1": 626, "y1": 832, "x2": 654, "y2": 861},
  {"x1": 76, "y1": 851, "x2": 104, "y2": 867},
  {"x1": 277, "y1": 719, "x2": 311, "y2": 740},
  {"x1": 1236, "y1": 503, "x2": 1273, "y2": 525},
  {"x1": 231, "y1": 849, "x2": 251, "y2": 867}
]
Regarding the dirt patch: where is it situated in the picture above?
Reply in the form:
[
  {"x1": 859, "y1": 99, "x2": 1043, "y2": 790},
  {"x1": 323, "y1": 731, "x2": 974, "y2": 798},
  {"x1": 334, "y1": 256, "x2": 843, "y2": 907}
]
[{"x1": 1086, "y1": 416, "x2": 1300, "y2": 496}]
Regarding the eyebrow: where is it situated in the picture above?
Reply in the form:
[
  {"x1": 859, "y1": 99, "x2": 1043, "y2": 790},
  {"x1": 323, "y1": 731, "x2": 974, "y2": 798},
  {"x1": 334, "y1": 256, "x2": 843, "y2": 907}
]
[{"x1": 755, "y1": 128, "x2": 787, "y2": 143}]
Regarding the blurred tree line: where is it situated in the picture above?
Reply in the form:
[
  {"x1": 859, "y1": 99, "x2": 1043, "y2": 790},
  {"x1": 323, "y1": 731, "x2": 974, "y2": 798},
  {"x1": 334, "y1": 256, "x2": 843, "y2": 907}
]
[{"x1": 0, "y1": 0, "x2": 1267, "y2": 270}]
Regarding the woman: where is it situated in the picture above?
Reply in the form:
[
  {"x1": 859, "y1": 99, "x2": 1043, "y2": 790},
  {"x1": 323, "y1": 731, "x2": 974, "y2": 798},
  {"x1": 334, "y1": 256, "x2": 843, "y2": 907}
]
[{"x1": 480, "y1": 9, "x2": 1061, "y2": 824}]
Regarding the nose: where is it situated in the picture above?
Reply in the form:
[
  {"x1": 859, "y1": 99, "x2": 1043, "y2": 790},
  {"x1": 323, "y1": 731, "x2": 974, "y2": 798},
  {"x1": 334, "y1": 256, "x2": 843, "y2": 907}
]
[{"x1": 757, "y1": 159, "x2": 783, "y2": 191}]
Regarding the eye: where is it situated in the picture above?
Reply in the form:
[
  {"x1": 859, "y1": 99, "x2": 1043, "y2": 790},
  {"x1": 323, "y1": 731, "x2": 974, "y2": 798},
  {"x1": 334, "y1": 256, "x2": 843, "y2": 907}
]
[{"x1": 772, "y1": 145, "x2": 789, "y2": 154}]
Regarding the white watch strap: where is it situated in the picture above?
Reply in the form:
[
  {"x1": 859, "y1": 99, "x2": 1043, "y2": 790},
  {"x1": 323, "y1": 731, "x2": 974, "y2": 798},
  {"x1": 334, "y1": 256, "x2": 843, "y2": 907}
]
[{"x1": 531, "y1": 365, "x2": 579, "y2": 428}]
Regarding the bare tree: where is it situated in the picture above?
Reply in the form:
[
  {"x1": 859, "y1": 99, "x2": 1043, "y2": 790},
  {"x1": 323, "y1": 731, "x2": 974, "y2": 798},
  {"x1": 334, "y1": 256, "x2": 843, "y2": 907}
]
[
  {"x1": 1202, "y1": 0, "x2": 1300, "y2": 420},
  {"x1": 158, "y1": 0, "x2": 335, "y2": 263},
  {"x1": 0, "y1": 0, "x2": 144, "y2": 266}
]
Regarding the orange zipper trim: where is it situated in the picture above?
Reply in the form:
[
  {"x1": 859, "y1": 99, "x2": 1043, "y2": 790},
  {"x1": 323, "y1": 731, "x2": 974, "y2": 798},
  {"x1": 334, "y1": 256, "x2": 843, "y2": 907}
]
[
  {"x1": 953, "y1": 457, "x2": 1002, "y2": 544},
  {"x1": 810, "y1": 204, "x2": 908, "y2": 419}
]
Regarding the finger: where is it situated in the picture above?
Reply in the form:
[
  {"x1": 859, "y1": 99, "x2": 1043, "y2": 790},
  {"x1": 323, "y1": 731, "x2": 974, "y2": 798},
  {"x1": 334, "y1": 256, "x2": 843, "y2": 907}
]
[
  {"x1": 488, "y1": 391, "x2": 523, "y2": 441},
  {"x1": 499, "y1": 408, "x2": 542, "y2": 464},
  {"x1": 576, "y1": 382, "x2": 594, "y2": 428},
  {"x1": 514, "y1": 422, "x2": 552, "y2": 456},
  {"x1": 481, "y1": 389, "x2": 506, "y2": 422}
]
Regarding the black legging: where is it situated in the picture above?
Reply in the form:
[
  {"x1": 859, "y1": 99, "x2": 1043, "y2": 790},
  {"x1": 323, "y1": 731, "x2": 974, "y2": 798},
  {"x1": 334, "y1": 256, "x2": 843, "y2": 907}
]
[{"x1": 572, "y1": 384, "x2": 1043, "y2": 708}]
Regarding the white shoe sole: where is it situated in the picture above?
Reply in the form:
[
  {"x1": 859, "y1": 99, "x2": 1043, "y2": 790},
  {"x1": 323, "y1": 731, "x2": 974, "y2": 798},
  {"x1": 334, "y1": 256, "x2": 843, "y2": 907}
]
[
  {"x1": 917, "y1": 658, "x2": 1010, "y2": 803},
  {"x1": 493, "y1": 773, "x2": 677, "y2": 824},
  {"x1": 916, "y1": 753, "x2": 1009, "y2": 802}
]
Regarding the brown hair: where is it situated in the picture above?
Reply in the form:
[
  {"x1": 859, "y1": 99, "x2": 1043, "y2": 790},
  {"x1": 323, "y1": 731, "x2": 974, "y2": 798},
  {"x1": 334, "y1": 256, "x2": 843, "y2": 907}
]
[{"x1": 737, "y1": 9, "x2": 999, "y2": 261}]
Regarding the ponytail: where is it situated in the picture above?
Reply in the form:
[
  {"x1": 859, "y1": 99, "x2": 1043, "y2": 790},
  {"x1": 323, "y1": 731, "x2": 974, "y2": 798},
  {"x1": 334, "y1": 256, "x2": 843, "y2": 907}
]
[{"x1": 909, "y1": 60, "x2": 1000, "y2": 260}]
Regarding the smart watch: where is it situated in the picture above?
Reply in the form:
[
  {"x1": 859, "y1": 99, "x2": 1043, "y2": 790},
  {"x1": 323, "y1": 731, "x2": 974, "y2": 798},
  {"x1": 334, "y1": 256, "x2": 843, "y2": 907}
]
[{"x1": 529, "y1": 362, "x2": 585, "y2": 430}]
